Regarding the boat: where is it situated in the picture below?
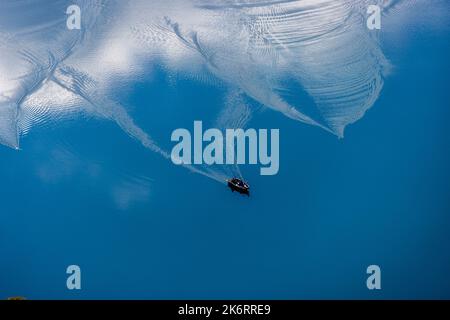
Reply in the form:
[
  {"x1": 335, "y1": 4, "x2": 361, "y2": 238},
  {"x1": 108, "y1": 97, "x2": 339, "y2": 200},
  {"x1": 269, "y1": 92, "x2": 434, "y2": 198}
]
[{"x1": 227, "y1": 178, "x2": 250, "y2": 196}]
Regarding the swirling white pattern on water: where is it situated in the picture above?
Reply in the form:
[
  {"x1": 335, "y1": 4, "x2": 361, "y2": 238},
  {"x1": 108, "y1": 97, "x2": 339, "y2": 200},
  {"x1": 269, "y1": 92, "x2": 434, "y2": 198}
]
[{"x1": 0, "y1": 0, "x2": 447, "y2": 181}]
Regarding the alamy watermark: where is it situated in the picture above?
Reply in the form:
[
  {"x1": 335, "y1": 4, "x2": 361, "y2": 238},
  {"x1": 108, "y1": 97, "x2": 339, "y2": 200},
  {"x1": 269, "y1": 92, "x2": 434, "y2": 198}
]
[
  {"x1": 66, "y1": 265, "x2": 81, "y2": 290},
  {"x1": 66, "y1": 5, "x2": 81, "y2": 30},
  {"x1": 367, "y1": 5, "x2": 381, "y2": 30},
  {"x1": 366, "y1": 265, "x2": 381, "y2": 290},
  {"x1": 171, "y1": 121, "x2": 279, "y2": 175}
]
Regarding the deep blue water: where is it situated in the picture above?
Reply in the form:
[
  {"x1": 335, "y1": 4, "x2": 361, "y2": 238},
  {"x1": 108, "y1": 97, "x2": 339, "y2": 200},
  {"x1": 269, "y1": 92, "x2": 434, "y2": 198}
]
[{"x1": 1, "y1": 2, "x2": 449, "y2": 299}]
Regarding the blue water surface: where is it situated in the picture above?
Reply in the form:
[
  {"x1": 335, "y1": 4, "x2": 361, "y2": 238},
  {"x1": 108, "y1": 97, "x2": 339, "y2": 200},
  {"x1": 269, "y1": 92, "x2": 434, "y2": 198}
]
[{"x1": 0, "y1": 6, "x2": 449, "y2": 299}]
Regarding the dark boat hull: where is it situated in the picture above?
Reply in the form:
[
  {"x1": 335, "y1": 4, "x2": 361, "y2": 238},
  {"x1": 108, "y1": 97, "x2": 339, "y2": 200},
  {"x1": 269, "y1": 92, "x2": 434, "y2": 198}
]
[{"x1": 227, "y1": 181, "x2": 250, "y2": 196}]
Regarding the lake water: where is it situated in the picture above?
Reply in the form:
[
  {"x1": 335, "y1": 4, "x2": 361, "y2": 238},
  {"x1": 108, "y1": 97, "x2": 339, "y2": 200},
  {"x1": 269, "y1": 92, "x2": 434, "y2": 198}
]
[{"x1": 0, "y1": 0, "x2": 449, "y2": 299}]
